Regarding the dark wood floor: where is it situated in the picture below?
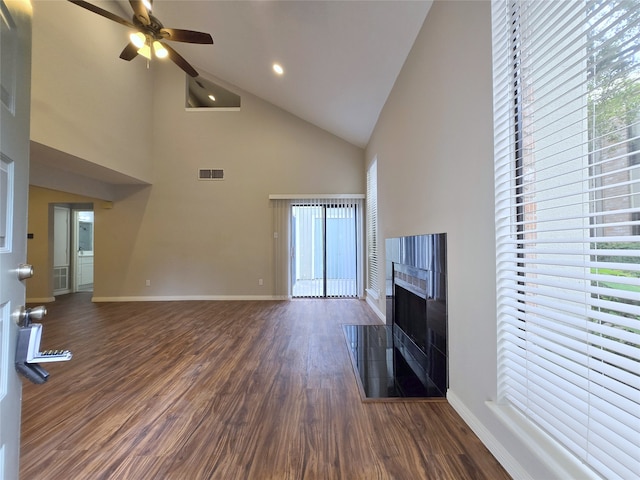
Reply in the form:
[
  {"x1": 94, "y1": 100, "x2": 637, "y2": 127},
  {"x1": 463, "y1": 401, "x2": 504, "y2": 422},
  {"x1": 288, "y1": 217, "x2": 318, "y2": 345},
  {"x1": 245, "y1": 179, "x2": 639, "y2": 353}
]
[{"x1": 20, "y1": 294, "x2": 510, "y2": 479}]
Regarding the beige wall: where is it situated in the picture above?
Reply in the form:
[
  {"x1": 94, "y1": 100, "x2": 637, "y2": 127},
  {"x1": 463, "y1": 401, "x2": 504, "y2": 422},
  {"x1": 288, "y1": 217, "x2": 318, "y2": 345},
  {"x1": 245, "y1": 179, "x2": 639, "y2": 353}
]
[
  {"x1": 30, "y1": 0, "x2": 153, "y2": 183},
  {"x1": 93, "y1": 64, "x2": 364, "y2": 299},
  {"x1": 26, "y1": 186, "x2": 108, "y2": 302},
  {"x1": 365, "y1": 2, "x2": 555, "y2": 478}
]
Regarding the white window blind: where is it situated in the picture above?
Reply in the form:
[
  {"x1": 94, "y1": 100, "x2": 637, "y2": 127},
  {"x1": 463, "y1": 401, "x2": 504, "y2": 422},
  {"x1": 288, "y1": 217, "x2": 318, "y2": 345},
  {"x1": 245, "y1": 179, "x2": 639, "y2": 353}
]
[
  {"x1": 366, "y1": 160, "x2": 379, "y2": 298},
  {"x1": 492, "y1": 1, "x2": 640, "y2": 479}
]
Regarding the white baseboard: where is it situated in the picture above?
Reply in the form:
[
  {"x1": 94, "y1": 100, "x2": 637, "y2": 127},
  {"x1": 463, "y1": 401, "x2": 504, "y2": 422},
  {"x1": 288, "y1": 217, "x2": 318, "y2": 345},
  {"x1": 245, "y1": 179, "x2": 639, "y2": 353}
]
[
  {"x1": 365, "y1": 295, "x2": 385, "y2": 322},
  {"x1": 26, "y1": 297, "x2": 56, "y2": 304},
  {"x1": 91, "y1": 295, "x2": 289, "y2": 302},
  {"x1": 447, "y1": 390, "x2": 533, "y2": 480}
]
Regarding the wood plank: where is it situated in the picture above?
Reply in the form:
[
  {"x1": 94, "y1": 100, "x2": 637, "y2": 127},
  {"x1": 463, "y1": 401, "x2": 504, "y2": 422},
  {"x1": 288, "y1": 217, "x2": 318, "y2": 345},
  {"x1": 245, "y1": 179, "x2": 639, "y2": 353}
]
[{"x1": 20, "y1": 294, "x2": 510, "y2": 479}]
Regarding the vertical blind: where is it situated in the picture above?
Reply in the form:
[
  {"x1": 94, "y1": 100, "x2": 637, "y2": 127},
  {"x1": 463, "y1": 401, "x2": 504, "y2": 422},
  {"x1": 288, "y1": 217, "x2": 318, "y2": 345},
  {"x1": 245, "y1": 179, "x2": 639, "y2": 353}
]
[
  {"x1": 492, "y1": 1, "x2": 640, "y2": 479},
  {"x1": 271, "y1": 198, "x2": 293, "y2": 299},
  {"x1": 366, "y1": 160, "x2": 379, "y2": 298},
  {"x1": 270, "y1": 195, "x2": 364, "y2": 299}
]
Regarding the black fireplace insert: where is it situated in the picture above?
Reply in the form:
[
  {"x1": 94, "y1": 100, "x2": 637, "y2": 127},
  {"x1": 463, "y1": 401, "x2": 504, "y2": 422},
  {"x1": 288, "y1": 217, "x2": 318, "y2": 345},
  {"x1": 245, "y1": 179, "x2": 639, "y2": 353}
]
[{"x1": 344, "y1": 233, "x2": 448, "y2": 400}]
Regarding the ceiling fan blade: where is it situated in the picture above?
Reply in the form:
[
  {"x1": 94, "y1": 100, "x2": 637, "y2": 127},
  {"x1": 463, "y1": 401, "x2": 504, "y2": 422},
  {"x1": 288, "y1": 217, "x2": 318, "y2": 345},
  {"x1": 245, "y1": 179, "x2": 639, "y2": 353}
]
[
  {"x1": 67, "y1": 0, "x2": 135, "y2": 29},
  {"x1": 129, "y1": 0, "x2": 150, "y2": 26},
  {"x1": 160, "y1": 28, "x2": 213, "y2": 44},
  {"x1": 119, "y1": 42, "x2": 139, "y2": 61},
  {"x1": 162, "y1": 43, "x2": 199, "y2": 77}
]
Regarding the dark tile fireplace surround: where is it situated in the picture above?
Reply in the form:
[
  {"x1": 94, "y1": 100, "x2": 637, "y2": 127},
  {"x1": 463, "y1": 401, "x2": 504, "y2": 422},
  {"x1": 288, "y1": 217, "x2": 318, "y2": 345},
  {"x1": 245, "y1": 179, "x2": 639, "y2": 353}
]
[{"x1": 344, "y1": 234, "x2": 448, "y2": 399}]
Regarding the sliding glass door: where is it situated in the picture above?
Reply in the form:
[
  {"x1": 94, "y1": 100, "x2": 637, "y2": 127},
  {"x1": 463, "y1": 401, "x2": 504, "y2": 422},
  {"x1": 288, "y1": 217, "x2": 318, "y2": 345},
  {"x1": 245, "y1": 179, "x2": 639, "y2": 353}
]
[{"x1": 292, "y1": 202, "x2": 358, "y2": 298}]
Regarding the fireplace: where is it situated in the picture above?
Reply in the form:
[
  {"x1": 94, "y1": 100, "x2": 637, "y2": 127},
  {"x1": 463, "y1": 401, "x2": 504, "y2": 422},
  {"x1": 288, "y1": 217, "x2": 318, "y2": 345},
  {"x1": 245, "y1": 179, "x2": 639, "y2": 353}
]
[
  {"x1": 343, "y1": 233, "x2": 447, "y2": 399},
  {"x1": 387, "y1": 233, "x2": 447, "y2": 396}
]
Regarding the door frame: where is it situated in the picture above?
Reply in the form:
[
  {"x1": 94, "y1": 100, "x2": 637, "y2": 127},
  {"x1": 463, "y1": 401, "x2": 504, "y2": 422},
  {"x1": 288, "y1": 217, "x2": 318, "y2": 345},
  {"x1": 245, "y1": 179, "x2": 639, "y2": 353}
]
[
  {"x1": 51, "y1": 203, "x2": 94, "y2": 297},
  {"x1": 52, "y1": 205, "x2": 71, "y2": 296},
  {"x1": 71, "y1": 208, "x2": 94, "y2": 293},
  {"x1": 291, "y1": 200, "x2": 361, "y2": 298}
]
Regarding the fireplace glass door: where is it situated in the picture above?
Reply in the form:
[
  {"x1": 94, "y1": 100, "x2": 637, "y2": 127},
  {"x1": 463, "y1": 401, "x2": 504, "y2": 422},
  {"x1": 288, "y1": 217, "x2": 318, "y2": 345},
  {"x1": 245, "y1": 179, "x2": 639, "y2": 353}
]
[{"x1": 291, "y1": 203, "x2": 358, "y2": 298}]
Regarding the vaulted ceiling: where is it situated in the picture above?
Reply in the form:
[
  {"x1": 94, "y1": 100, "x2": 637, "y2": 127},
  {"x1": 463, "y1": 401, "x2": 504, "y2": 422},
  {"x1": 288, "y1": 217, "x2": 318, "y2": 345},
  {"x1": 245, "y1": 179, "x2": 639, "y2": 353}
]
[{"x1": 106, "y1": 0, "x2": 433, "y2": 148}]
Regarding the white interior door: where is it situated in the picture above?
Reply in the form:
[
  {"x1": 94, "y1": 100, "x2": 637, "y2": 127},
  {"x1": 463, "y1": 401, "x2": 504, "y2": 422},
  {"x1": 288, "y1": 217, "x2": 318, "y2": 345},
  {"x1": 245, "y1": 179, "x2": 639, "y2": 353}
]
[
  {"x1": 0, "y1": 1, "x2": 32, "y2": 478},
  {"x1": 53, "y1": 206, "x2": 70, "y2": 295}
]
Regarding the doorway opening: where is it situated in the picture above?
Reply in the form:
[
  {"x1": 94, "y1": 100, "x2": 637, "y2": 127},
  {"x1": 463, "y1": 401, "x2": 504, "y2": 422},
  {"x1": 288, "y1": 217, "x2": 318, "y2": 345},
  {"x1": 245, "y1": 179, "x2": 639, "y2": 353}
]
[
  {"x1": 291, "y1": 202, "x2": 358, "y2": 298},
  {"x1": 53, "y1": 204, "x2": 94, "y2": 296}
]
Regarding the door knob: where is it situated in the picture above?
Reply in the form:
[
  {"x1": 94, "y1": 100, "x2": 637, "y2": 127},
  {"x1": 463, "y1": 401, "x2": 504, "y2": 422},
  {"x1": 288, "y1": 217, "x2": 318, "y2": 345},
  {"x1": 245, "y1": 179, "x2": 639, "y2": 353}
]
[
  {"x1": 26, "y1": 306, "x2": 47, "y2": 320},
  {"x1": 16, "y1": 305, "x2": 47, "y2": 326},
  {"x1": 17, "y1": 263, "x2": 34, "y2": 280}
]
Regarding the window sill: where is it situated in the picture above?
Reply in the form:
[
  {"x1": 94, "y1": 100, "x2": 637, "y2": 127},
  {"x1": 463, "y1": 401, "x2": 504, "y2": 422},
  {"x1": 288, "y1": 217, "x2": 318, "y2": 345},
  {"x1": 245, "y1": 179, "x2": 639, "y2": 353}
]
[{"x1": 485, "y1": 401, "x2": 600, "y2": 480}]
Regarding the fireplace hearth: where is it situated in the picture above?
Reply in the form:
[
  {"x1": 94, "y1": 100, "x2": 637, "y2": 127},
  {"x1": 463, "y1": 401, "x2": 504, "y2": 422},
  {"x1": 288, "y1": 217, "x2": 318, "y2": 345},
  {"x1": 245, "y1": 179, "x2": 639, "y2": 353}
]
[
  {"x1": 343, "y1": 324, "x2": 444, "y2": 399},
  {"x1": 345, "y1": 233, "x2": 447, "y2": 399}
]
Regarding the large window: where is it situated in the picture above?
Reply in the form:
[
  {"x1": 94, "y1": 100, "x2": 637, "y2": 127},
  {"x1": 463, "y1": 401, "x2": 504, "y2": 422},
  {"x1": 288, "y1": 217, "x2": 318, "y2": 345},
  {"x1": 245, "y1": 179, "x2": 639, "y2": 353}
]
[{"x1": 492, "y1": 1, "x2": 639, "y2": 478}]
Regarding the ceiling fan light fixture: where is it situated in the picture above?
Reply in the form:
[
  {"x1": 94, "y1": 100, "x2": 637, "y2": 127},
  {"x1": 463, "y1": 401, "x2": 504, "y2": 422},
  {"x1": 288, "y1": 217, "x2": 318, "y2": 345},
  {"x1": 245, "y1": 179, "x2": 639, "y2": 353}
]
[
  {"x1": 130, "y1": 31, "x2": 146, "y2": 49},
  {"x1": 137, "y1": 43, "x2": 152, "y2": 60},
  {"x1": 67, "y1": 0, "x2": 211, "y2": 77},
  {"x1": 153, "y1": 41, "x2": 168, "y2": 59}
]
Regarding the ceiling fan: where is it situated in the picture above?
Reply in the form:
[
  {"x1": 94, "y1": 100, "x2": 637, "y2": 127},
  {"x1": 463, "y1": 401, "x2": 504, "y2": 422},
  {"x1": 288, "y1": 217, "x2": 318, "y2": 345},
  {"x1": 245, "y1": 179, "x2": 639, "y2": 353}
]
[{"x1": 67, "y1": 0, "x2": 213, "y2": 77}]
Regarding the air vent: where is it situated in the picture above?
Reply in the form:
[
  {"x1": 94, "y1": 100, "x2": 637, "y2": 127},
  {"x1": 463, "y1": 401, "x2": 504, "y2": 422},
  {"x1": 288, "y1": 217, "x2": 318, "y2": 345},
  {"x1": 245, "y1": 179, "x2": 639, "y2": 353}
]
[{"x1": 198, "y1": 168, "x2": 224, "y2": 181}]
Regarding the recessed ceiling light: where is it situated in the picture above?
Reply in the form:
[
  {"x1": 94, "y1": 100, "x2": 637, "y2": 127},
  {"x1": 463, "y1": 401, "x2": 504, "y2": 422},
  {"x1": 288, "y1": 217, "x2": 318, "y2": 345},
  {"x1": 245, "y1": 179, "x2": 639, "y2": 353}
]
[
  {"x1": 208, "y1": 94, "x2": 216, "y2": 102},
  {"x1": 273, "y1": 63, "x2": 284, "y2": 75}
]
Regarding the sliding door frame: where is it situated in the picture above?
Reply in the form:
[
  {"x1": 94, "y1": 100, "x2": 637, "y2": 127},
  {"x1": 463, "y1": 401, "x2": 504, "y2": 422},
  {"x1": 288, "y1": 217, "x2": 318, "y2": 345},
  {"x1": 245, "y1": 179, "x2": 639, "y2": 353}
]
[{"x1": 270, "y1": 194, "x2": 365, "y2": 300}]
